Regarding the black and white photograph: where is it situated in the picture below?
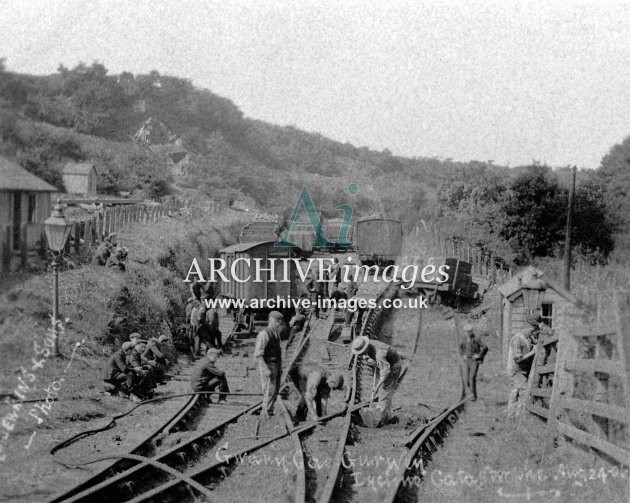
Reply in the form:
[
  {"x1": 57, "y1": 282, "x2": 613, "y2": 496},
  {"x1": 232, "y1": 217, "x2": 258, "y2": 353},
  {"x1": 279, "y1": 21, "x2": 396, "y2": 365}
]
[{"x1": 0, "y1": 1, "x2": 629, "y2": 502}]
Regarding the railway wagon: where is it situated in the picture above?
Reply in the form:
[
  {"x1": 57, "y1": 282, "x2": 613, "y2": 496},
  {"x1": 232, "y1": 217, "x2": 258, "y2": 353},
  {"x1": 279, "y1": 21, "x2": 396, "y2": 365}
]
[
  {"x1": 413, "y1": 256, "x2": 481, "y2": 309},
  {"x1": 320, "y1": 218, "x2": 356, "y2": 250},
  {"x1": 219, "y1": 241, "x2": 300, "y2": 330},
  {"x1": 239, "y1": 221, "x2": 278, "y2": 243},
  {"x1": 356, "y1": 217, "x2": 403, "y2": 266}
]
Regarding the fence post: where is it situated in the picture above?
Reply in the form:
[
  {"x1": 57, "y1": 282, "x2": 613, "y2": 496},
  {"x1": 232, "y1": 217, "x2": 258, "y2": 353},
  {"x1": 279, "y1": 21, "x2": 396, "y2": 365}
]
[
  {"x1": 546, "y1": 306, "x2": 580, "y2": 441},
  {"x1": 83, "y1": 218, "x2": 92, "y2": 251},
  {"x1": 617, "y1": 294, "x2": 630, "y2": 429},
  {"x1": 20, "y1": 224, "x2": 27, "y2": 269}
]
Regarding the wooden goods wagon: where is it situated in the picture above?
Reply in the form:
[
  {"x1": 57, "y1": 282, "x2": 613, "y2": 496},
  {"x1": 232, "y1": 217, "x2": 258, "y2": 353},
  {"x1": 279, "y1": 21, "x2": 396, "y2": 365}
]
[
  {"x1": 220, "y1": 241, "x2": 299, "y2": 301},
  {"x1": 321, "y1": 218, "x2": 356, "y2": 249},
  {"x1": 356, "y1": 217, "x2": 403, "y2": 266},
  {"x1": 413, "y1": 257, "x2": 479, "y2": 308},
  {"x1": 239, "y1": 221, "x2": 278, "y2": 243}
]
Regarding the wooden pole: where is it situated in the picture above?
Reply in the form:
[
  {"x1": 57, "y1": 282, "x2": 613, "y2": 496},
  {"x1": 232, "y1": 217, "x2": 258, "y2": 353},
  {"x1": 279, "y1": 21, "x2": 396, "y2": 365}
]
[{"x1": 564, "y1": 166, "x2": 576, "y2": 291}]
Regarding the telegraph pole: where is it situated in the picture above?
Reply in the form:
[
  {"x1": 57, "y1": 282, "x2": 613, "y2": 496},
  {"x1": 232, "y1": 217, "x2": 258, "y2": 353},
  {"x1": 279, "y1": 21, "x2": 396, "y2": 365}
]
[{"x1": 563, "y1": 166, "x2": 577, "y2": 291}]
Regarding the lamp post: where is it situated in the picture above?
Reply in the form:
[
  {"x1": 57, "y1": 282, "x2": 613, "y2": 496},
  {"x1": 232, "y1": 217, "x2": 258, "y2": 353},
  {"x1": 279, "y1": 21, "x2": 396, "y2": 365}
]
[{"x1": 44, "y1": 199, "x2": 73, "y2": 357}]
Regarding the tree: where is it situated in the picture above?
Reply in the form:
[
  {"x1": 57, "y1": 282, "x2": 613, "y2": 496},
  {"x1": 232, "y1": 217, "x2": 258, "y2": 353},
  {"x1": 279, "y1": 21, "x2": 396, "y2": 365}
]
[
  {"x1": 499, "y1": 166, "x2": 614, "y2": 265},
  {"x1": 598, "y1": 136, "x2": 630, "y2": 232}
]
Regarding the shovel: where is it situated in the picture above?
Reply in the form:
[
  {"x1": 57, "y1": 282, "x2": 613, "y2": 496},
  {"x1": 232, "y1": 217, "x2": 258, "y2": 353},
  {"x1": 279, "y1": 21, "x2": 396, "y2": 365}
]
[{"x1": 359, "y1": 369, "x2": 383, "y2": 428}]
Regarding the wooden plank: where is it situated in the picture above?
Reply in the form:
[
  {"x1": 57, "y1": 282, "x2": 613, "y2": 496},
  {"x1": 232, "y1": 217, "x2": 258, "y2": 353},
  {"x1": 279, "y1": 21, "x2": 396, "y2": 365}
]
[
  {"x1": 573, "y1": 331, "x2": 616, "y2": 339},
  {"x1": 560, "y1": 397, "x2": 629, "y2": 424},
  {"x1": 557, "y1": 421, "x2": 630, "y2": 466},
  {"x1": 20, "y1": 224, "x2": 27, "y2": 268},
  {"x1": 617, "y1": 294, "x2": 630, "y2": 438},
  {"x1": 537, "y1": 363, "x2": 556, "y2": 374},
  {"x1": 543, "y1": 335, "x2": 559, "y2": 347},
  {"x1": 530, "y1": 387, "x2": 552, "y2": 398},
  {"x1": 527, "y1": 403, "x2": 549, "y2": 419},
  {"x1": 565, "y1": 358, "x2": 624, "y2": 376}
]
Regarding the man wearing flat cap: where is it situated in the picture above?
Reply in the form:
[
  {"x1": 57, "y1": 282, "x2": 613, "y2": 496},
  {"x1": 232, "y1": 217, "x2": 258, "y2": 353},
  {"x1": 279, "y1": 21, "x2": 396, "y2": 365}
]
[
  {"x1": 254, "y1": 311, "x2": 284, "y2": 418},
  {"x1": 458, "y1": 324, "x2": 488, "y2": 401},
  {"x1": 102, "y1": 341, "x2": 134, "y2": 397},
  {"x1": 351, "y1": 335, "x2": 403, "y2": 424},
  {"x1": 506, "y1": 314, "x2": 541, "y2": 419},
  {"x1": 190, "y1": 348, "x2": 230, "y2": 402}
]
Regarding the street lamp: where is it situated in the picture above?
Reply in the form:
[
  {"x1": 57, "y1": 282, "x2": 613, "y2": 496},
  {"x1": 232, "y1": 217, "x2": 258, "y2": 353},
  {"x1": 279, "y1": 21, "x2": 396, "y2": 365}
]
[{"x1": 44, "y1": 199, "x2": 73, "y2": 357}]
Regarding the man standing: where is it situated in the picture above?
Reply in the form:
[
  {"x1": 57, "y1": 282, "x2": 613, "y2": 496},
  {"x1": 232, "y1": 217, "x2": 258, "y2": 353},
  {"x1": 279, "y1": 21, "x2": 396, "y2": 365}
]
[
  {"x1": 205, "y1": 306, "x2": 222, "y2": 349},
  {"x1": 289, "y1": 306, "x2": 307, "y2": 338},
  {"x1": 289, "y1": 363, "x2": 344, "y2": 421},
  {"x1": 190, "y1": 348, "x2": 230, "y2": 402},
  {"x1": 507, "y1": 316, "x2": 540, "y2": 419},
  {"x1": 254, "y1": 311, "x2": 284, "y2": 418},
  {"x1": 458, "y1": 324, "x2": 488, "y2": 401},
  {"x1": 351, "y1": 335, "x2": 403, "y2": 424},
  {"x1": 306, "y1": 273, "x2": 324, "y2": 318}
]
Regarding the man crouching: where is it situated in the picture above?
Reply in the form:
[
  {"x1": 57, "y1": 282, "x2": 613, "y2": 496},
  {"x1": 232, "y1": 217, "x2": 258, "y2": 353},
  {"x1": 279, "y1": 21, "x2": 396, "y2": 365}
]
[
  {"x1": 190, "y1": 348, "x2": 230, "y2": 403},
  {"x1": 290, "y1": 363, "x2": 344, "y2": 421}
]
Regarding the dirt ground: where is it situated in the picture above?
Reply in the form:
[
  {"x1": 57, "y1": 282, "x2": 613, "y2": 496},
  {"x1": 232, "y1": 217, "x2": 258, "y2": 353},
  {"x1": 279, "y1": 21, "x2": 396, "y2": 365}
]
[{"x1": 1, "y1": 285, "x2": 628, "y2": 503}]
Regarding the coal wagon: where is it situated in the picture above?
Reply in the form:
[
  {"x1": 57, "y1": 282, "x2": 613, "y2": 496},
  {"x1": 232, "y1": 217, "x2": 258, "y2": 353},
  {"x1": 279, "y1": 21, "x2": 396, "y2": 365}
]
[
  {"x1": 239, "y1": 221, "x2": 278, "y2": 243},
  {"x1": 413, "y1": 256, "x2": 481, "y2": 309},
  {"x1": 320, "y1": 218, "x2": 356, "y2": 251},
  {"x1": 219, "y1": 241, "x2": 301, "y2": 332},
  {"x1": 356, "y1": 217, "x2": 403, "y2": 266}
]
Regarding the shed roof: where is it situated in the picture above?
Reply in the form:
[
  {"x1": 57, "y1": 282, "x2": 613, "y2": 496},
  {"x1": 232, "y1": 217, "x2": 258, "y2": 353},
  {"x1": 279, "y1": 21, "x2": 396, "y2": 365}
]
[
  {"x1": 356, "y1": 217, "x2": 401, "y2": 224},
  {"x1": 63, "y1": 162, "x2": 96, "y2": 175},
  {"x1": 220, "y1": 240, "x2": 292, "y2": 253},
  {"x1": 0, "y1": 155, "x2": 57, "y2": 192},
  {"x1": 499, "y1": 266, "x2": 577, "y2": 304}
]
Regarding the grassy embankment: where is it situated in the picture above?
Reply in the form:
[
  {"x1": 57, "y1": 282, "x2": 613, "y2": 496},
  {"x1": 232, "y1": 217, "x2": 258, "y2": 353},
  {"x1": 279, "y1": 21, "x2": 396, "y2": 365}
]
[{"x1": 0, "y1": 209, "x2": 247, "y2": 441}]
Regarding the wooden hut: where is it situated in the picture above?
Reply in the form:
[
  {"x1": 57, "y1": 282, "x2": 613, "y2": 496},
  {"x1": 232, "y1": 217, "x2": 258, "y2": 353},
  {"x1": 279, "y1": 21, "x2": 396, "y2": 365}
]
[
  {"x1": 63, "y1": 162, "x2": 97, "y2": 195},
  {"x1": 0, "y1": 156, "x2": 56, "y2": 271},
  {"x1": 498, "y1": 266, "x2": 579, "y2": 367}
]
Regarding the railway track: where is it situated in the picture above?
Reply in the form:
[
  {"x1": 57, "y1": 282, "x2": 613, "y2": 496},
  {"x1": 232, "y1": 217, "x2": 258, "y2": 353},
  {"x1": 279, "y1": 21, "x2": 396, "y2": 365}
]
[
  {"x1": 49, "y1": 363, "x2": 209, "y2": 503},
  {"x1": 382, "y1": 398, "x2": 466, "y2": 503},
  {"x1": 50, "y1": 278, "x2": 467, "y2": 503}
]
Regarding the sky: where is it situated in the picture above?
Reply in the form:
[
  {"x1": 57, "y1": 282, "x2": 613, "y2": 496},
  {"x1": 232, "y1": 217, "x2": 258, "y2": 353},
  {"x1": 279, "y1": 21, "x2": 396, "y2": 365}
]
[{"x1": 1, "y1": 0, "x2": 629, "y2": 169}]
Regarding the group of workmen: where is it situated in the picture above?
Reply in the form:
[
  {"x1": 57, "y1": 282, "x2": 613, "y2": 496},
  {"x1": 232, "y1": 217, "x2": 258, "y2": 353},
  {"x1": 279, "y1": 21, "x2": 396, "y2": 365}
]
[
  {"x1": 102, "y1": 332, "x2": 170, "y2": 402},
  {"x1": 188, "y1": 308, "x2": 404, "y2": 427}
]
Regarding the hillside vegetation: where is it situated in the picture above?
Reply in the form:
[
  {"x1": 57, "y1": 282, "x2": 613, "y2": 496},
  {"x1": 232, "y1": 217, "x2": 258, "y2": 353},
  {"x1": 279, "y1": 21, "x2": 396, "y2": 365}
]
[{"x1": 0, "y1": 59, "x2": 627, "y2": 266}]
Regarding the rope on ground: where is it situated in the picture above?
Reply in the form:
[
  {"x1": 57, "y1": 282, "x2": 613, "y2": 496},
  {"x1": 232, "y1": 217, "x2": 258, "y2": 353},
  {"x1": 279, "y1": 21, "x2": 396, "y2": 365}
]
[{"x1": 49, "y1": 391, "x2": 262, "y2": 456}]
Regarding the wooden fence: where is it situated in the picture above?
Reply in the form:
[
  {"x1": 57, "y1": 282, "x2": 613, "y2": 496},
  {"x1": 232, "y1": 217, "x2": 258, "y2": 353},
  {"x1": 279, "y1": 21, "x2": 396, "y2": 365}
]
[
  {"x1": 526, "y1": 296, "x2": 630, "y2": 465},
  {"x1": 63, "y1": 203, "x2": 171, "y2": 258}
]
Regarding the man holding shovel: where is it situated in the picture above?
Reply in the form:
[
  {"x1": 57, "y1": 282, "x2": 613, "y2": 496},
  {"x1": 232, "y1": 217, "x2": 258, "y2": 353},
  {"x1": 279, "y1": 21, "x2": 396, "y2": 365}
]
[{"x1": 351, "y1": 335, "x2": 404, "y2": 426}]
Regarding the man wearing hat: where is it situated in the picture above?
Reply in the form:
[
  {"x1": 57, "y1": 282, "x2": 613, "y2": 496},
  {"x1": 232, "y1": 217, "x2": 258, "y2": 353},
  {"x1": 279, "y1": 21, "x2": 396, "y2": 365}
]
[
  {"x1": 127, "y1": 339, "x2": 156, "y2": 400},
  {"x1": 254, "y1": 311, "x2": 284, "y2": 418},
  {"x1": 102, "y1": 341, "x2": 134, "y2": 397},
  {"x1": 143, "y1": 335, "x2": 169, "y2": 384},
  {"x1": 190, "y1": 348, "x2": 230, "y2": 402},
  {"x1": 458, "y1": 324, "x2": 488, "y2": 401},
  {"x1": 289, "y1": 363, "x2": 344, "y2": 421},
  {"x1": 288, "y1": 306, "x2": 307, "y2": 339},
  {"x1": 507, "y1": 314, "x2": 541, "y2": 419},
  {"x1": 351, "y1": 336, "x2": 403, "y2": 424}
]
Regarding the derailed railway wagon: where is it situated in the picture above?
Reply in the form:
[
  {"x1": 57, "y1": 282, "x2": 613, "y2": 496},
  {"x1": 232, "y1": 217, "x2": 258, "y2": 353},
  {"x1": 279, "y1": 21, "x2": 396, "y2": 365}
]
[
  {"x1": 356, "y1": 217, "x2": 403, "y2": 266},
  {"x1": 219, "y1": 241, "x2": 300, "y2": 331},
  {"x1": 413, "y1": 256, "x2": 481, "y2": 309}
]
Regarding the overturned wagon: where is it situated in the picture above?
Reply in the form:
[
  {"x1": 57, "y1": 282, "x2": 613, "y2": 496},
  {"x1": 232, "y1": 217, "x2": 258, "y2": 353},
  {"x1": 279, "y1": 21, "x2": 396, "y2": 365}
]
[
  {"x1": 413, "y1": 257, "x2": 481, "y2": 309},
  {"x1": 356, "y1": 217, "x2": 403, "y2": 266},
  {"x1": 219, "y1": 241, "x2": 300, "y2": 331}
]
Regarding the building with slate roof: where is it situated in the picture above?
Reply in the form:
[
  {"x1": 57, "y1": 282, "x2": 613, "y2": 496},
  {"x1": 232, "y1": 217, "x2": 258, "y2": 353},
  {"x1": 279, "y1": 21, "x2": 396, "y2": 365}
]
[{"x1": 0, "y1": 155, "x2": 57, "y2": 271}]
